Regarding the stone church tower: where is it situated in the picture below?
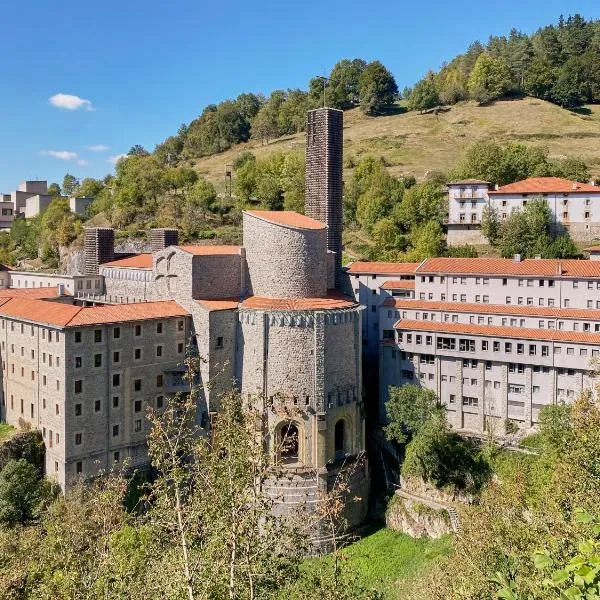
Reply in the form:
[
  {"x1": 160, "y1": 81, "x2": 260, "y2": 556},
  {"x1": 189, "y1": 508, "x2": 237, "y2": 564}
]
[{"x1": 305, "y1": 107, "x2": 344, "y2": 287}]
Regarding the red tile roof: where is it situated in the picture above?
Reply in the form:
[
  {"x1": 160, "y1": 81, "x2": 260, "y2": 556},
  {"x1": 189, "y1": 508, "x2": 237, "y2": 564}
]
[
  {"x1": 488, "y1": 177, "x2": 599, "y2": 195},
  {"x1": 177, "y1": 245, "x2": 241, "y2": 256},
  {"x1": 244, "y1": 210, "x2": 326, "y2": 230},
  {"x1": 242, "y1": 291, "x2": 357, "y2": 311},
  {"x1": 394, "y1": 318, "x2": 600, "y2": 345},
  {"x1": 347, "y1": 262, "x2": 419, "y2": 275},
  {"x1": 382, "y1": 298, "x2": 600, "y2": 320},
  {"x1": 380, "y1": 280, "x2": 415, "y2": 290},
  {"x1": 0, "y1": 299, "x2": 189, "y2": 328},
  {"x1": 416, "y1": 257, "x2": 600, "y2": 278},
  {"x1": 0, "y1": 287, "x2": 62, "y2": 299},
  {"x1": 102, "y1": 254, "x2": 153, "y2": 269},
  {"x1": 586, "y1": 247, "x2": 600, "y2": 252},
  {"x1": 196, "y1": 298, "x2": 239, "y2": 311}
]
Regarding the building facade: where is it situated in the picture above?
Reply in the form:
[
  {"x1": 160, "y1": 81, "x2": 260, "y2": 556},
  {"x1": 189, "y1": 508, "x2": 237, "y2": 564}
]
[
  {"x1": 447, "y1": 177, "x2": 600, "y2": 245},
  {"x1": 0, "y1": 107, "x2": 369, "y2": 542},
  {"x1": 378, "y1": 256, "x2": 600, "y2": 434}
]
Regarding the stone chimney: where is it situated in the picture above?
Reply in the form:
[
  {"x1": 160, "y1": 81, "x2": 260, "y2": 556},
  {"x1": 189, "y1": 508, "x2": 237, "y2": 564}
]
[
  {"x1": 84, "y1": 228, "x2": 114, "y2": 275},
  {"x1": 305, "y1": 107, "x2": 343, "y2": 288},
  {"x1": 150, "y1": 228, "x2": 178, "y2": 252}
]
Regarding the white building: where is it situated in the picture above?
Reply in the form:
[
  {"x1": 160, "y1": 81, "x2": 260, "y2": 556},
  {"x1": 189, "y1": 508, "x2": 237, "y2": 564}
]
[
  {"x1": 378, "y1": 256, "x2": 600, "y2": 435},
  {"x1": 447, "y1": 177, "x2": 600, "y2": 245}
]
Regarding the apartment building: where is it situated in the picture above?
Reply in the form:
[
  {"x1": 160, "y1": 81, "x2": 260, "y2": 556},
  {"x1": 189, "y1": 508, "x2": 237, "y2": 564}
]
[
  {"x1": 447, "y1": 177, "x2": 600, "y2": 245},
  {"x1": 378, "y1": 256, "x2": 600, "y2": 434}
]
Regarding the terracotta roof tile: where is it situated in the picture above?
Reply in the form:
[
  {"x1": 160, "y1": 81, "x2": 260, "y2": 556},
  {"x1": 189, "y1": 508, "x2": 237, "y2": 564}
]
[
  {"x1": 196, "y1": 298, "x2": 239, "y2": 311},
  {"x1": 347, "y1": 262, "x2": 419, "y2": 275},
  {"x1": 102, "y1": 254, "x2": 153, "y2": 269},
  {"x1": 586, "y1": 247, "x2": 600, "y2": 252},
  {"x1": 244, "y1": 210, "x2": 326, "y2": 230},
  {"x1": 394, "y1": 319, "x2": 600, "y2": 345},
  {"x1": 0, "y1": 298, "x2": 81, "y2": 327},
  {"x1": 177, "y1": 245, "x2": 241, "y2": 256},
  {"x1": 488, "y1": 177, "x2": 599, "y2": 195},
  {"x1": 68, "y1": 301, "x2": 189, "y2": 326},
  {"x1": 241, "y1": 291, "x2": 357, "y2": 311},
  {"x1": 0, "y1": 287, "x2": 61, "y2": 299},
  {"x1": 382, "y1": 298, "x2": 600, "y2": 320},
  {"x1": 0, "y1": 299, "x2": 189, "y2": 328},
  {"x1": 416, "y1": 257, "x2": 600, "y2": 278},
  {"x1": 380, "y1": 280, "x2": 415, "y2": 290}
]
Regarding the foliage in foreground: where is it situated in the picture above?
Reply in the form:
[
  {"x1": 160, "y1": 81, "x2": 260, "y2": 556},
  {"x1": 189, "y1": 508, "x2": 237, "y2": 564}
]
[{"x1": 411, "y1": 394, "x2": 600, "y2": 599}]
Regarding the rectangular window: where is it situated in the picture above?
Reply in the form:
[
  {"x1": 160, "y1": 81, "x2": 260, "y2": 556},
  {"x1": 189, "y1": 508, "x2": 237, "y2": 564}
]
[
  {"x1": 134, "y1": 379, "x2": 141, "y2": 392},
  {"x1": 113, "y1": 327, "x2": 120, "y2": 339},
  {"x1": 459, "y1": 339, "x2": 475, "y2": 352},
  {"x1": 74, "y1": 380, "x2": 82, "y2": 394},
  {"x1": 156, "y1": 395, "x2": 164, "y2": 408},
  {"x1": 156, "y1": 345, "x2": 163, "y2": 357},
  {"x1": 75, "y1": 433, "x2": 82, "y2": 445},
  {"x1": 134, "y1": 419, "x2": 142, "y2": 432},
  {"x1": 156, "y1": 322, "x2": 163, "y2": 334},
  {"x1": 135, "y1": 325, "x2": 142, "y2": 337},
  {"x1": 94, "y1": 400, "x2": 101, "y2": 412},
  {"x1": 75, "y1": 331, "x2": 82, "y2": 343},
  {"x1": 134, "y1": 348, "x2": 142, "y2": 360},
  {"x1": 94, "y1": 354, "x2": 102, "y2": 367},
  {"x1": 112, "y1": 396, "x2": 119, "y2": 408},
  {"x1": 112, "y1": 374, "x2": 120, "y2": 387},
  {"x1": 134, "y1": 400, "x2": 142, "y2": 413},
  {"x1": 94, "y1": 329, "x2": 102, "y2": 343},
  {"x1": 112, "y1": 425, "x2": 119, "y2": 437},
  {"x1": 156, "y1": 374, "x2": 163, "y2": 388},
  {"x1": 113, "y1": 351, "x2": 120, "y2": 363}
]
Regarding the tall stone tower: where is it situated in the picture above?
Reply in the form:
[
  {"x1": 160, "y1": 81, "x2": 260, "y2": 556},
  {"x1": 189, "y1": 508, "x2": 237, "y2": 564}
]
[
  {"x1": 84, "y1": 228, "x2": 114, "y2": 275},
  {"x1": 305, "y1": 107, "x2": 343, "y2": 288},
  {"x1": 150, "y1": 228, "x2": 178, "y2": 252}
]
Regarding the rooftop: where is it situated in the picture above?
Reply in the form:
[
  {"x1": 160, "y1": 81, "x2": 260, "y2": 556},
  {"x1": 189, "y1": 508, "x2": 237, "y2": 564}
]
[
  {"x1": 0, "y1": 298, "x2": 188, "y2": 328},
  {"x1": 379, "y1": 280, "x2": 416, "y2": 290},
  {"x1": 488, "y1": 177, "x2": 599, "y2": 195},
  {"x1": 241, "y1": 291, "x2": 357, "y2": 311},
  {"x1": 448, "y1": 179, "x2": 490, "y2": 185},
  {"x1": 244, "y1": 210, "x2": 326, "y2": 230},
  {"x1": 383, "y1": 298, "x2": 600, "y2": 320},
  {"x1": 177, "y1": 245, "x2": 241, "y2": 256},
  {"x1": 416, "y1": 257, "x2": 600, "y2": 278},
  {"x1": 394, "y1": 318, "x2": 600, "y2": 345},
  {"x1": 102, "y1": 254, "x2": 153, "y2": 269},
  {"x1": 0, "y1": 287, "x2": 63, "y2": 299},
  {"x1": 346, "y1": 262, "x2": 419, "y2": 275},
  {"x1": 196, "y1": 298, "x2": 240, "y2": 311}
]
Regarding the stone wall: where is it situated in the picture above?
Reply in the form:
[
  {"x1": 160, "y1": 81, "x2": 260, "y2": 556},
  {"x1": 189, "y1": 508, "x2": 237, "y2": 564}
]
[
  {"x1": 243, "y1": 213, "x2": 327, "y2": 299},
  {"x1": 385, "y1": 494, "x2": 452, "y2": 539}
]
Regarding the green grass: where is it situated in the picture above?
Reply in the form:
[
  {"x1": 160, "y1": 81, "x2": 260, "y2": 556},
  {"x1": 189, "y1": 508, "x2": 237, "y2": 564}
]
[
  {"x1": 302, "y1": 526, "x2": 452, "y2": 599},
  {"x1": 0, "y1": 422, "x2": 15, "y2": 442}
]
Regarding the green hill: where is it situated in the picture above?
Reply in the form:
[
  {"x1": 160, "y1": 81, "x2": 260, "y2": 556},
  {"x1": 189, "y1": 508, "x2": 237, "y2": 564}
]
[{"x1": 187, "y1": 98, "x2": 600, "y2": 189}]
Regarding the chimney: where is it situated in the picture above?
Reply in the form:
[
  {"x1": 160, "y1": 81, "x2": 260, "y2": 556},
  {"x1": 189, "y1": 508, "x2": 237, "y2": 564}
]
[
  {"x1": 534, "y1": 254, "x2": 541, "y2": 260},
  {"x1": 494, "y1": 183, "x2": 499, "y2": 191},
  {"x1": 513, "y1": 254, "x2": 521, "y2": 262},
  {"x1": 304, "y1": 107, "x2": 344, "y2": 288},
  {"x1": 572, "y1": 183, "x2": 578, "y2": 190},
  {"x1": 84, "y1": 228, "x2": 114, "y2": 275},
  {"x1": 150, "y1": 228, "x2": 178, "y2": 252}
]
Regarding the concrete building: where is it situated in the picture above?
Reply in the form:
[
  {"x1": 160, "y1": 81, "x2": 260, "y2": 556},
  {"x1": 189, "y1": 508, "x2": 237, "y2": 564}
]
[
  {"x1": 0, "y1": 107, "x2": 369, "y2": 542},
  {"x1": 447, "y1": 177, "x2": 600, "y2": 245},
  {"x1": 24, "y1": 194, "x2": 54, "y2": 219},
  {"x1": 69, "y1": 196, "x2": 94, "y2": 216},
  {"x1": 378, "y1": 256, "x2": 600, "y2": 434}
]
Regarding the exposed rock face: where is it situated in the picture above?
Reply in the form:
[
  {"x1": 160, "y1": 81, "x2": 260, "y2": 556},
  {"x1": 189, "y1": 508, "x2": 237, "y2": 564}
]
[
  {"x1": 401, "y1": 476, "x2": 473, "y2": 505},
  {"x1": 385, "y1": 495, "x2": 452, "y2": 539}
]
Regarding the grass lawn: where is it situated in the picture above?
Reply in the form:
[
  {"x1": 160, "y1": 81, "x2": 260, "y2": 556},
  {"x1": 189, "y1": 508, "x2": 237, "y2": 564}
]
[
  {"x1": 0, "y1": 422, "x2": 15, "y2": 442},
  {"x1": 303, "y1": 526, "x2": 452, "y2": 599}
]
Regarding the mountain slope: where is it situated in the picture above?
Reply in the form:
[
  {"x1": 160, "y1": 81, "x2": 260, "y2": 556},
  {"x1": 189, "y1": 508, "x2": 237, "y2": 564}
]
[{"x1": 187, "y1": 99, "x2": 600, "y2": 187}]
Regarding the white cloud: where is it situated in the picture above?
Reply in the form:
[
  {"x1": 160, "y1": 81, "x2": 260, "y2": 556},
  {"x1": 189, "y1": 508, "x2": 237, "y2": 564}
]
[
  {"x1": 76, "y1": 159, "x2": 88, "y2": 166},
  {"x1": 107, "y1": 154, "x2": 128, "y2": 165},
  {"x1": 48, "y1": 93, "x2": 94, "y2": 112},
  {"x1": 85, "y1": 144, "x2": 109, "y2": 152},
  {"x1": 40, "y1": 150, "x2": 78, "y2": 161}
]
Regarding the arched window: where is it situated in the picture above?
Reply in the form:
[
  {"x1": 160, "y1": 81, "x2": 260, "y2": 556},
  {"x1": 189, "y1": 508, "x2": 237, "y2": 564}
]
[
  {"x1": 334, "y1": 419, "x2": 346, "y2": 459},
  {"x1": 279, "y1": 423, "x2": 299, "y2": 463}
]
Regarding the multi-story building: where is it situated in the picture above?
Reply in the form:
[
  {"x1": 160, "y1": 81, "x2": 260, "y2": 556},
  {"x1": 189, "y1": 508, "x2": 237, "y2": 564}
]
[
  {"x1": 379, "y1": 256, "x2": 600, "y2": 434},
  {"x1": 447, "y1": 177, "x2": 600, "y2": 245},
  {"x1": 0, "y1": 108, "x2": 369, "y2": 541}
]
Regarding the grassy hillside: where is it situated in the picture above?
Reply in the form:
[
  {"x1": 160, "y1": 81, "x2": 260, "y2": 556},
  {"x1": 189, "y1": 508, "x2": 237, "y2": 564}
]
[{"x1": 187, "y1": 99, "x2": 600, "y2": 188}]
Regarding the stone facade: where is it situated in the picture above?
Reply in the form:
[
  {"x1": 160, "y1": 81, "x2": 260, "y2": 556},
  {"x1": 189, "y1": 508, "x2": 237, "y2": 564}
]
[{"x1": 305, "y1": 108, "x2": 344, "y2": 286}]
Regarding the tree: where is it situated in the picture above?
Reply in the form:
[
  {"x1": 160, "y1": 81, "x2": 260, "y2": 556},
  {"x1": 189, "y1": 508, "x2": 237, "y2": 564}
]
[
  {"x1": 128, "y1": 144, "x2": 150, "y2": 156},
  {"x1": 62, "y1": 173, "x2": 78, "y2": 197},
  {"x1": 358, "y1": 61, "x2": 398, "y2": 115},
  {"x1": 0, "y1": 459, "x2": 51, "y2": 526},
  {"x1": 76, "y1": 177, "x2": 104, "y2": 198},
  {"x1": 481, "y1": 204, "x2": 501, "y2": 246},
  {"x1": 407, "y1": 72, "x2": 439, "y2": 113},
  {"x1": 47, "y1": 183, "x2": 61, "y2": 197},
  {"x1": 326, "y1": 58, "x2": 367, "y2": 109},
  {"x1": 395, "y1": 182, "x2": 444, "y2": 229},
  {"x1": 467, "y1": 53, "x2": 512, "y2": 104},
  {"x1": 384, "y1": 384, "x2": 441, "y2": 444}
]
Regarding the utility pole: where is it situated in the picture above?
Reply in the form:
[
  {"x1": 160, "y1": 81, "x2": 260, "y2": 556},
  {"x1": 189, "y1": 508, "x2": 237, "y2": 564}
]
[{"x1": 316, "y1": 74, "x2": 329, "y2": 108}]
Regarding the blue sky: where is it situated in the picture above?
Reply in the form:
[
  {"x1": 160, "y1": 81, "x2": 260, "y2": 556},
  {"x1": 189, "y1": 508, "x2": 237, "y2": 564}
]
[{"x1": 0, "y1": 0, "x2": 598, "y2": 191}]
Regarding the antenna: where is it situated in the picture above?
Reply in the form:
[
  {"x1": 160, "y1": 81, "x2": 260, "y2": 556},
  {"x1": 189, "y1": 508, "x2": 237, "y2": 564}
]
[{"x1": 316, "y1": 74, "x2": 329, "y2": 108}]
